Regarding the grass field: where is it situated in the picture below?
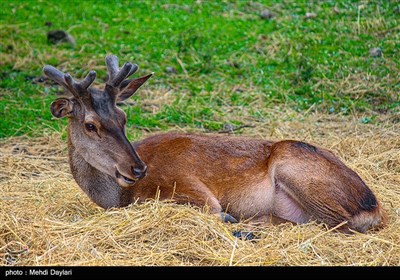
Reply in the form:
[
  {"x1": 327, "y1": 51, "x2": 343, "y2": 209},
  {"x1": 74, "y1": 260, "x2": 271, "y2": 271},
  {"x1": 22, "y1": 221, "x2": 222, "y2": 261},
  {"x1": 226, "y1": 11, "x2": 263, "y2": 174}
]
[
  {"x1": 1, "y1": 0, "x2": 399, "y2": 266},
  {"x1": 1, "y1": 0, "x2": 399, "y2": 138}
]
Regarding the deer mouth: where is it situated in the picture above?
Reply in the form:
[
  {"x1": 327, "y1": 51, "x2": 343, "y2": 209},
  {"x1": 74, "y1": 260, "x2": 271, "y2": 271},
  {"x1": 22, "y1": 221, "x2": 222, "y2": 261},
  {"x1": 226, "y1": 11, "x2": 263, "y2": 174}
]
[{"x1": 115, "y1": 170, "x2": 137, "y2": 187}]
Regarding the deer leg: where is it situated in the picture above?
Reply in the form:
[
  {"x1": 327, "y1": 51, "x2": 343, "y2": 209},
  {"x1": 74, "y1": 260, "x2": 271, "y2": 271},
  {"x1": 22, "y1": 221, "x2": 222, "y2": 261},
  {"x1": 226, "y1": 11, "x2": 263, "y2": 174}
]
[
  {"x1": 232, "y1": 230, "x2": 256, "y2": 241},
  {"x1": 219, "y1": 212, "x2": 238, "y2": 223},
  {"x1": 230, "y1": 214, "x2": 291, "y2": 241},
  {"x1": 229, "y1": 213, "x2": 295, "y2": 241},
  {"x1": 172, "y1": 177, "x2": 238, "y2": 224},
  {"x1": 272, "y1": 186, "x2": 311, "y2": 225},
  {"x1": 267, "y1": 140, "x2": 386, "y2": 233},
  {"x1": 248, "y1": 213, "x2": 296, "y2": 226}
]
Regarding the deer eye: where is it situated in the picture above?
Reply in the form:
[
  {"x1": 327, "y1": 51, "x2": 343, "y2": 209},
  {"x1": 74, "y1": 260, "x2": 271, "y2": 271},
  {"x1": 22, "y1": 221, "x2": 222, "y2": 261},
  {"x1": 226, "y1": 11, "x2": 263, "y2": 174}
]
[{"x1": 85, "y1": 123, "x2": 97, "y2": 132}]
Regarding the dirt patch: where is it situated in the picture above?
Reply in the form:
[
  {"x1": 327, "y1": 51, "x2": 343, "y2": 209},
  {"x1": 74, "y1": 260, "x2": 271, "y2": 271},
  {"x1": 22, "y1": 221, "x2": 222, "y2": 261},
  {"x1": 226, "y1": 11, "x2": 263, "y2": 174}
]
[{"x1": 0, "y1": 112, "x2": 399, "y2": 266}]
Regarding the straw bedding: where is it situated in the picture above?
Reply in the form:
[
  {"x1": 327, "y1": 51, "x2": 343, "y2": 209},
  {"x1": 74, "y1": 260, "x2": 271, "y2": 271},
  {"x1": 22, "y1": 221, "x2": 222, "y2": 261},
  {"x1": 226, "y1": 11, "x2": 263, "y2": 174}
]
[{"x1": 1, "y1": 112, "x2": 399, "y2": 266}]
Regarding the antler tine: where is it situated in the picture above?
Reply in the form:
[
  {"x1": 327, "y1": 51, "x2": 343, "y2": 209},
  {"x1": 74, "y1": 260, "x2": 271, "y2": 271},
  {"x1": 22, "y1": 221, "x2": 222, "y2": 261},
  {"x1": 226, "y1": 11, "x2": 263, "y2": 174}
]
[
  {"x1": 43, "y1": 65, "x2": 78, "y2": 98},
  {"x1": 111, "y1": 62, "x2": 133, "y2": 87},
  {"x1": 43, "y1": 65, "x2": 96, "y2": 98},
  {"x1": 106, "y1": 55, "x2": 119, "y2": 82},
  {"x1": 80, "y1": 70, "x2": 97, "y2": 89},
  {"x1": 63, "y1": 73, "x2": 80, "y2": 98},
  {"x1": 126, "y1": 63, "x2": 139, "y2": 77},
  {"x1": 43, "y1": 65, "x2": 68, "y2": 88},
  {"x1": 105, "y1": 55, "x2": 138, "y2": 88}
]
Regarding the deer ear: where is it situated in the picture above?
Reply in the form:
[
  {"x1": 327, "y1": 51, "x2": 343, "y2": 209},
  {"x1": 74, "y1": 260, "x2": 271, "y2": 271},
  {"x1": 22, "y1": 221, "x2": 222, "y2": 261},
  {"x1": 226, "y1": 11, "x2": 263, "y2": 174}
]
[
  {"x1": 50, "y1": 98, "x2": 74, "y2": 118},
  {"x1": 117, "y1": 73, "x2": 153, "y2": 102}
]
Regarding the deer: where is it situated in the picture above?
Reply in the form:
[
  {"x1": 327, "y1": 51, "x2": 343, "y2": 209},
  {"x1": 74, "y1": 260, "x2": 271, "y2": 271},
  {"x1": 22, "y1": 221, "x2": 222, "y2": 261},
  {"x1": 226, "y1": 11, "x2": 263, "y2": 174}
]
[{"x1": 43, "y1": 55, "x2": 387, "y2": 234}]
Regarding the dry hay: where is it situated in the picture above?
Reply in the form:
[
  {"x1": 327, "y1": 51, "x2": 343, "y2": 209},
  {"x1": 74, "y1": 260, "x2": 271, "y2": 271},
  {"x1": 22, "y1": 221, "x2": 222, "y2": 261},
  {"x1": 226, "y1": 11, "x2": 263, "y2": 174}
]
[{"x1": 1, "y1": 111, "x2": 399, "y2": 266}]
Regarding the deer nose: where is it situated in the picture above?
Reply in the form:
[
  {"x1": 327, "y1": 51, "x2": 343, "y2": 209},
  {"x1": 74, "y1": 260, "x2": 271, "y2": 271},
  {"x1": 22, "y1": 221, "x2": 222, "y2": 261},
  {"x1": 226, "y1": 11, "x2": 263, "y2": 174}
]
[{"x1": 132, "y1": 165, "x2": 147, "y2": 180}]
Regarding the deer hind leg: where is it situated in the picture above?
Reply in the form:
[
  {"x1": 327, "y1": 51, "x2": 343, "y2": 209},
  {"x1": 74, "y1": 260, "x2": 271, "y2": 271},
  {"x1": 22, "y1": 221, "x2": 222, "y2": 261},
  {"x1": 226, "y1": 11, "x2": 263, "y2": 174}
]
[
  {"x1": 268, "y1": 140, "x2": 386, "y2": 233},
  {"x1": 271, "y1": 188, "x2": 311, "y2": 224},
  {"x1": 248, "y1": 213, "x2": 294, "y2": 225}
]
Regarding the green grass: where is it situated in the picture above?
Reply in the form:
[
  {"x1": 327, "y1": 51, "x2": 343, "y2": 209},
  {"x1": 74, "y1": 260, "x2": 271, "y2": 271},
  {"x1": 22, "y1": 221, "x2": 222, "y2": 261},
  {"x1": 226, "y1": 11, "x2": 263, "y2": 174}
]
[{"x1": 1, "y1": 0, "x2": 399, "y2": 138}]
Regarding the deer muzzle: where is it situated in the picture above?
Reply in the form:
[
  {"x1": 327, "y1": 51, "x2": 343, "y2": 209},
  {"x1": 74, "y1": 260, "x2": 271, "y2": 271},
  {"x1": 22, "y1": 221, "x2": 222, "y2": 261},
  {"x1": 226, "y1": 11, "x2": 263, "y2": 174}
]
[
  {"x1": 115, "y1": 164, "x2": 147, "y2": 188},
  {"x1": 132, "y1": 165, "x2": 147, "y2": 180}
]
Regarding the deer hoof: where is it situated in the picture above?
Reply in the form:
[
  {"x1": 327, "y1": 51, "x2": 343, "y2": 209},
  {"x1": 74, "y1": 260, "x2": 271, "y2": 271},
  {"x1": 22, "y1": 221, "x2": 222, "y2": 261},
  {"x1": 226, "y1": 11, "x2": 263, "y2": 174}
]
[
  {"x1": 220, "y1": 212, "x2": 238, "y2": 223},
  {"x1": 232, "y1": 230, "x2": 256, "y2": 241}
]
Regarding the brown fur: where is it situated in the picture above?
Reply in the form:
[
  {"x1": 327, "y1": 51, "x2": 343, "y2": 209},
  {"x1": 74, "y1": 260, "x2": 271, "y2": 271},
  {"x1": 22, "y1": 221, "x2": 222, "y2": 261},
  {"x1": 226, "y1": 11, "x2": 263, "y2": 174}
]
[{"x1": 130, "y1": 133, "x2": 387, "y2": 233}]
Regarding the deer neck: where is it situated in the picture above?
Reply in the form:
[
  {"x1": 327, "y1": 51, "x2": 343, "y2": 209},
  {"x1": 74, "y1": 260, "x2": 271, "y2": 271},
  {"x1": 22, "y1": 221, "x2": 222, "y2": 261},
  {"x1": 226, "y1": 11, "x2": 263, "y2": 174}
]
[{"x1": 66, "y1": 125, "x2": 134, "y2": 209}]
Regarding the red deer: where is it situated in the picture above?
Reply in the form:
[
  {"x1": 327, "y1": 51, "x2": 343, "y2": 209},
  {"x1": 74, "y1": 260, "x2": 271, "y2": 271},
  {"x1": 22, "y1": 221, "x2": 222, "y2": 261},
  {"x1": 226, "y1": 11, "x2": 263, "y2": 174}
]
[{"x1": 43, "y1": 55, "x2": 387, "y2": 234}]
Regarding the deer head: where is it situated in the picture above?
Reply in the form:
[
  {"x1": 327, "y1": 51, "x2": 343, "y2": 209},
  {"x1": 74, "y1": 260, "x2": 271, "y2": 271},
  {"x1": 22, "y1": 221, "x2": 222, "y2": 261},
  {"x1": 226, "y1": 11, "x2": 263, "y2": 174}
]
[{"x1": 44, "y1": 55, "x2": 153, "y2": 187}]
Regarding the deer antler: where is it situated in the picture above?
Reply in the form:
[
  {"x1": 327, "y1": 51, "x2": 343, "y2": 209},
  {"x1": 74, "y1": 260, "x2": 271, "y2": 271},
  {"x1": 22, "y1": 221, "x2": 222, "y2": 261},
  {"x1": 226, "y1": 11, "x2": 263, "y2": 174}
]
[
  {"x1": 44, "y1": 55, "x2": 152, "y2": 103},
  {"x1": 105, "y1": 55, "x2": 138, "y2": 88},
  {"x1": 43, "y1": 65, "x2": 96, "y2": 98}
]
